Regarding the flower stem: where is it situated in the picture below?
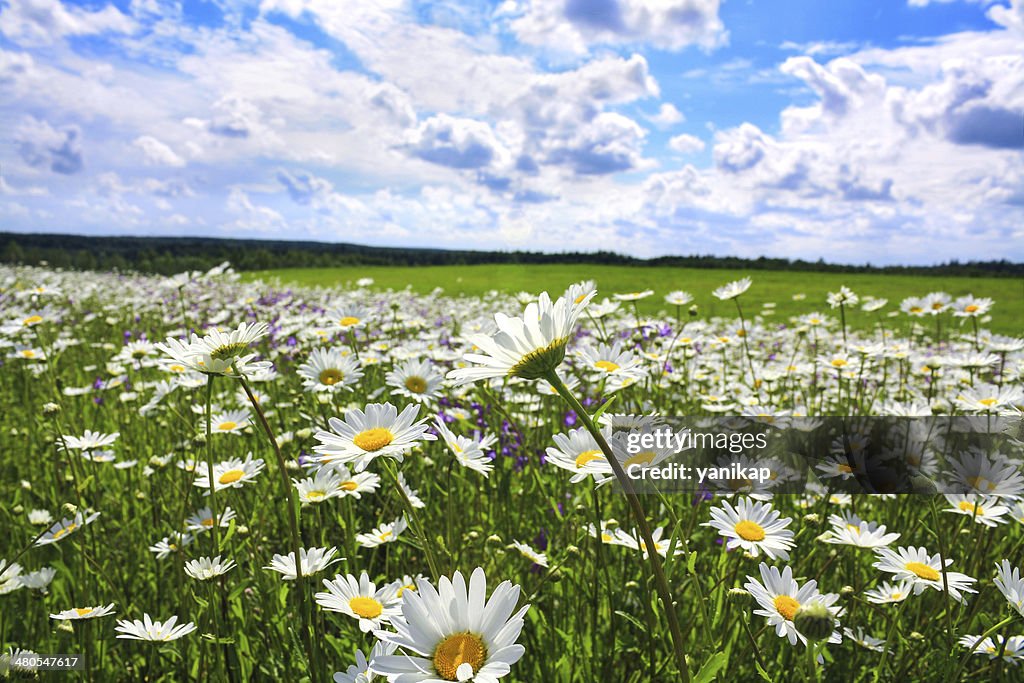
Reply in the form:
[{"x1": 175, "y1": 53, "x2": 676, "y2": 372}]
[
  {"x1": 381, "y1": 458, "x2": 443, "y2": 579},
  {"x1": 544, "y1": 369, "x2": 691, "y2": 683}
]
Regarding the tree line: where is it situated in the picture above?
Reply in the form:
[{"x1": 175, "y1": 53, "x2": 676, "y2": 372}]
[{"x1": 1, "y1": 231, "x2": 1021, "y2": 278}]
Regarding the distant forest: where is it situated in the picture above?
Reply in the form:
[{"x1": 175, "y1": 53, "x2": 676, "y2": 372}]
[{"x1": 1, "y1": 231, "x2": 1022, "y2": 278}]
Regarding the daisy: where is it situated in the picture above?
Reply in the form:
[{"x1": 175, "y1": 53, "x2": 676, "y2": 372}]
[
  {"x1": 873, "y1": 546, "x2": 977, "y2": 603},
  {"x1": 713, "y1": 277, "x2": 752, "y2": 301},
  {"x1": 327, "y1": 304, "x2": 371, "y2": 330},
  {"x1": 313, "y1": 402, "x2": 435, "y2": 472},
  {"x1": 576, "y1": 341, "x2": 645, "y2": 392},
  {"x1": 544, "y1": 426, "x2": 612, "y2": 485},
  {"x1": 293, "y1": 468, "x2": 347, "y2": 504},
  {"x1": 397, "y1": 472, "x2": 425, "y2": 509},
  {"x1": 947, "y1": 449, "x2": 1024, "y2": 500},
  {"x1": 34, "y1": 511, "x2": 100, "y2": 546},
  {"x1": 27, "y1": 509, "x2": 53, "y2": 525},
  {"x1": 388, "y1": 574, "x2": 423, "y2": 600},
  {"x1": 943, "y1": 494, "x2": 1009, "y2": 527},
  {"x1": 434, "y1": 417, "x2": 496, "y2": 477},
  {"x1": 863, "y1": 580, "x2": 914, "y2": 604},
  {"x1": 184, "y1": 506, "x2": 237, "y2": 533},
  {"x1": 952, "y1": 296, "x2": 993, "y2": 318},
  {"x1": 20, "y1": 567, "x2": 56, "y2": 592},
  {"x1": 50, "y1": 603, "x2": 116, "y2": 620},
  {"x1": 356, "y1": 518, "x2": 408, "y2": 549},
  {"x1": 184, "y1": 556, "x2": 237, "y2": 581},
  {"x1": 447, "y1": 289, "x2": 594, "y2": 384},
  {"x1": 209, "y1": 409, "x2": 250, "y2": 435},
  {"x1": 115, "y1": 614, "x2": 198, "y2": 641},
  {"x1": 827, "y1": 286, "x2": 858, "y2": 308},
  {"x1": 994, "y1": 560, "x2": 1024, "y2": 617},
  {"x1": 62, "y1": 430, "x2": 119, "y2": 451},
  {"x1": 0, "y1": 561, "x2": 23, "y2": 595},
  {"x1": 297, "y1": 348, "x2": 363, "y2": 393},
  {"x1": 614, "y1": 290, "x2": 654, "y2": 302},
  {"x1": 843, "y1": 627, "x2": 888, "y2": 653},
  {"x1": 315, "y1": 571, "x2": 402, "y2": 633},
  {"x1": 510, "y1": 540, "x2": 549, "y2": 568},
  {"x1": 387, "y1": 359, "x2": 444, "y2": 404},
  {"x1": 330, "y1": 466, "x2": 381, "y2": 499},
  {"x1": 155, "y1": 322, "x2": 270, "y2": 376},
  {"x1": 609, "y1": 526, "x2": 682, "y2": 560},
  {"x1": 744, "y1": 563, "x2": 843, "y2": 646},
  {"x1": 665, "y1": 291, "x2": 693, "y2": 306},
  {"x1": 149, "y1": 532, "x2": 194, "y2": 559},
  {"x1": 372, "y1": 567, "x2": 529, "y2": 683},
  {"x1": 821, "y1": 513, "x2": 900, "y2": 549},
  {"x1": 958, "y1": 635, "x2": 1024, "y2": 664},
  {"x1": 333, "y1": 641, "x2": 398, "y2": 683},
  {"x1": 193, "y1": 454, "x2": 265, "y2": 494},
  {"x1": 703, "y1": 498, "x2": 796, "y2": 560},
  {"x1": 264, "y1": 546, "x2": 342, "y2": 581}
]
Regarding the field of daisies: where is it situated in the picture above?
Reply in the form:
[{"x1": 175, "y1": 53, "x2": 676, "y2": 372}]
[{"x1": 1, "y1": 261, "x2": 1022, "y2": 682}]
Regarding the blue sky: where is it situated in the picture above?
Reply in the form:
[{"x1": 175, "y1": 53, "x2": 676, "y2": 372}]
[{"x1": 1, "y1": 0, "x2": 1022, "y2": 264}]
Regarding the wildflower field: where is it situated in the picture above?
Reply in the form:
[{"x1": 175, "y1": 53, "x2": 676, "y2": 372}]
[{"x1": 1, "y1": 262, "x2": 1022, "y2": 682}]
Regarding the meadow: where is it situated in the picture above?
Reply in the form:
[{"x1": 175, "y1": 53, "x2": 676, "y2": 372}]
[
  {"x1": 250, "y1": 264, "x2": 1024, "y2": 335},
  {"x1": 1, "y1": 262, "x2": 1022, "y2": 682}
]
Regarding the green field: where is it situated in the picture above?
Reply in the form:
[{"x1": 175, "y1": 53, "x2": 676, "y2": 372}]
[{"x1": 249, "y1": 264, "x2": 1023, "y2": 335}]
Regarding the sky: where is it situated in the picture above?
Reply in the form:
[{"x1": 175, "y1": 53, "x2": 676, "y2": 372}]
[{"x1": 0, "y1": 0, "x2": 1022, "y2": 265}]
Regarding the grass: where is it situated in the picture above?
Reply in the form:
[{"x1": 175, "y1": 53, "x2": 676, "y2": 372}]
[{"x1": 249, "y1": 264, "x2": 1023, "y2": 335}]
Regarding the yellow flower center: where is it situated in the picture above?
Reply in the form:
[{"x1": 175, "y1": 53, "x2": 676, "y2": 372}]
[
  {"x1": 169, "y1": 364, "x2": 185, "y2": 373},
  {"x1": 210, "y1": 341, "x2": 248, "y2": 361},
  {"x1": 405, "y1": 376, "x2": 428, "y2": 393},
  {"x1": 22, "y1": 315, "x2": 42, "y2": 325},
  {"x1": 957, "y1": 501, "x2": 983, "y2": 515},
  {"x1": 574, "y1": 450, "x2": 602, "y2": 468},
  {"x1": 831, "y1": 359, "x2": 848, "y2": 368},
  {"x1": 774, "y1": 595, "x2": 800, "y2": 621},
  {"x1": 574, "y1": 293, "x2": 587, "y2": 304},
  {"x1": 967, "y1": 476, "x2": 995, "y2": 492},
  {"x1": 890, "y1": 592, "x2": 902, "y2": 600},
  {"x1": 52, "y1": 523, "x2": 78, "y2": 540},
  {"x1": 838, "y1": 464, "x2": 853, "y2": 474},
  {"x1": 433, "y1": 632, "x2": 488, "y2": 681},
  {"x1": 594, "y1": 360, "x2": 620, "y2": 373},
  {"x1": 932, "y1": 302, "x2": 944, "y2": 310},
  {"x1": 319, "y1": 368, "x2": 344, "y2": 386},
  {"x1": 601, "y1": 533, "x2": 613, "y2": 542},
  {"x1": 965, "y1": 305, "x2": 979, "y2": 313},
  {"x1": 978, "y1": 397, "x2": 998, "y2": 407},
  {"x1": 909, "y1": 306, "x2": 923, "y2": 314},
  {"x1": 348, "y1": 597, "x2": 383, "y2": 619},
  {"x1": 75, "y1": 607, "x2": 94, "y2": 616},
  {"x1": 307, "y1": 490, "x2": 326, "y2": 502},
  {"x1": 217, "y1": 421, "x2": 237, "y2": 431},
  {"x1": 340, "y1": 481, "x2": 358, "y2": 491},
  {"x1": 624, "y1": 451, "x2": 656, "y2": 467},
  {"x1": 905, "y1": 562, "x2": 939, "y2": 581},
  {"x1": 201, "y1": 518, "x2": 215, "y2": 527},
  {"x1": 20, "y1": 349, "x2": 36, "y2": 358},
  {"x1": 378, "y1": 531, "x2": 393, "y2": 541},
  {"x1": 508, "y1": 336, "x2": 570, "y2": 380},
  {"x1": 397, "y1": 583, "x2": 416, "y2": 597},
  {"x1": 734, "y1": 520, "x2": 765, "y2": 541},
  {"x1": 353, "y1": 427, "x2": 394, "y2": 452},
  {"x1": 218, "y1": 469, "x2": 245, "y2": 485},
  {"x1": 338, "y1": 316, "x2": 360, "y2": 327},
  {"x1": 846, "y1": 524, "x2": 861, "y2": 534}
]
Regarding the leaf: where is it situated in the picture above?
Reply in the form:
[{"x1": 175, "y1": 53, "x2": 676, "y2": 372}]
[
  {"x1": 755, "y1": 661, "x2": 773, "y2": 682},
  {"x1": 590, "y1": 394, "x2": 617, "y2": 424},
  {"x1": 687, "y1": 548, "x2": 698, "y2": 575},
  {"x1": 693, "y1": 651, "x2": 728, "y2": 683},
  {"x1": 221, "y1": 518, "x2": 237, "y2": 546},
  {"x1": 613, "y1": 610, "x2": 647, "y2": 632}
]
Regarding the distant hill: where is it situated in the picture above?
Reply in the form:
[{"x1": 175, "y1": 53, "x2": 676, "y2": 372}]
[{"x1": 1, "y1": 231, "x2": 1021, "y2": 278}]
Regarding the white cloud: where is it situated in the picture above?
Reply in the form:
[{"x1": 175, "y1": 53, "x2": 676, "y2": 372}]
[
  {"x1": 507, "y1": 0, "x2": 727, "y2": 55},
  {"x1": 0, "y1": 0, "x2": 136, "y2": 46},
  {"x1": 15, "y1": 116, "x2": 84, "y2": 174},
  {"x1": 647, "y1": 102, "x2": 685, "y2": 127},
  {"x1": 668, "y1": 133, "x2": 705, "y2": 154},
  {"x1": 133, "y1": 136, "x2": 186, "y2": 167}
]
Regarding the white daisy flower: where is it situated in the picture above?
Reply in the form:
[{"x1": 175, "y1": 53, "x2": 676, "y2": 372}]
[
  {"x1": 387, "y1": 358, "x2": 444, "y2": 404},
  {"x1": 821, "y1": 512, "x2": 901, "y2": 549},
  {"x1": 313, "y1": 402, "x2": 436, "y2": 472},
  {"x1": 208, "y1": 409, "x2": 250, "y2": 435},
  {"x1": 184, "y1": 556, "x2": 237, "y2": 581},
  {"x1": 356, "y1": 517, "x2": 408, "y2": 549},
  {"x1": 703, "y1": 498, "x2": 796, "y2": 560},
  {"x1": 184, "y1": 506, "x2": 237, "y2": 532},
  {"x1": 50, "y1": 603, "x2": 116, "y2": 620},
  {"x1": 943, "y1": 494, "x2": 1009, "y2": 527},
  {"x1": 609, "y1": 526, "x2": 682, "y2": 560},
  {"x1": 958, "y1": 634, "x2": 1024, "y2": 664},
  {"x1": 0, "y1": 560, "x2": 24, "y2": 595},
  {"x1": 155, "y1": 322, "x2": 271, "y2": 376},
  {"x1": 744, "y1": 563, "x2": 843, "y2": 646},
  {"x1": 315, "y1": 571, "x2": 402, "y2": 633},
  {"x1": 62, "y1": 430, "x2": 119, "y2": 451},
  {"x1": 149, "y1": 532, "x2": 194, "y2": 560},
  {"x1": 372, "y1": 567, "x2": 530, "y2": 682},
  {"x1": 332, "y1": 640, "x2": 398, "y2": 683},
  {"x1": 613, "y1": 289, "x2": 654, "y2": 301},
  {"x1": 863, "y1": 580, "x2": 914, "y2": 604},
  {"x1": 510, "y1": 540, "x2": 548, "y2": 568},
  {"x1": 34, "y1": 511, "x2": 100, "y2": 546},
  {"x1": 297, "y1": 348, "x2": 363, "y2": 393},
  {"x1": 434, "y1": 417, "x2": 496, "y2": 477},
  {"x1": 264, "y1": 546, "x2": 342, "y2": 581},
  {"x1": 843, "y1": 627, "x2": 888, "y2": 653},
  {"x1": 544, "y1": 426, "x2": 612, "y2": 485},
  {"x1": 293, "y1": 468, "x2": 347, "y2": 504},
  {"x1": 713, "y1": 277, "x2": 752, "y2": 301},
  {"x1": 193, "y1": 454, "x2": 265, "y2": 494},
  {"x1": 397, "y1": 472, "x2": 425, "y2": 509},
  {"x1": 873, "y1": 546, "x2": 977, "y2": 603},
  {"x1": 20, "y1": 567, "x2": 56, "y2": 591},
  {"x1": 994, "y1": 559, "x2": 1024, "y2": 618},
  {"x1": 27, "y1": 509, "x2": 53, "y2": 526},
  {"x1": 447, "y1": 289, "x2": 594, "y2": 385},
  {"x1": 115, "y1": 614, "x2": 198, "y2": 641}
]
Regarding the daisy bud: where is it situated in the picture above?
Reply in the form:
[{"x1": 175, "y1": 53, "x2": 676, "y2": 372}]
[
  {"x1": 688, "y1": 305, "x2": 699, "y2": 317},
  {"x1": 548, "y1": 568, "x2": 564, "y2": 583},
  {"x1": 21, "y1": 480, "x2": 32, "y2": 489},
  {"x1": 486, "y1": 534, "x2": 502, "y2": 546},
  {"x1": 466, "y1": 531, "x2": 480, "y2": 540},
  {"x1": 625, "y1": 581, "x2": 639, "y2": 590},
  {"x1": 909, "y1": 632, "x2": 925, "y2": 642},
  {"x1": 57, "y1": 620, "x2": 75, "y2": 633},
  {"x1": 840, "y1": 585, "x2": 855, "y2": 596},
  {"x1": 606, "y1": 518, "x2": 620, "y2": 529},
  {"x1": 574, "y1": 504, "x2": 588, "y2": 515},
  {"x1": 135, "y1": 491, "x2": 146, "y2": 500},
  {"x1": 296, "y1": 428, "x2": 312, "y2": 440},
  {"x1": 802, "y1": 513, "x2": 820, "y2": 525},
  {"x1": 12, "y1": 505, "x2": 23, "y2": 514},
  {"x1": 727, "y1": 587, "x2": 749, "y2": 603},
  {"x1": 566, "y1": 545, "x2": 581, "y2": 556},
  {"x1": 42, "y1": 402, "x2": 60, "y2": 416},
  {"x1": 793, "y1": 602, "x2": 833, "y2": 642},
  {"x1": 62, "y1": 503, "x2": 77, "y2": 515}
]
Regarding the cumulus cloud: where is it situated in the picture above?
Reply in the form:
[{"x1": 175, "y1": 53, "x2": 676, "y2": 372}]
[
  {"x1": 668, "y1": 133, "x2": 705, "y2": 154},
  {"x1": 276, "y1": 168, "x2": 334, "y2": 205},
  {"x1": 15, "y1": 116, "x2": 84, "y2": 174},
  {"x1": 647, "y1": 103, "x2": 685, "y2": 127},
  {"x1": 508, "y1": 0, "x2": 727, "y2": 54},
  {"x1": 133, "y1": 136, "x2": 186, "y2": 167},
  {"x1": 0, "y1": 0, "x2": 136, "y2": 46},
  {"x1": 403, "y1": 114, "x2": 512, "y2": 170}
]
